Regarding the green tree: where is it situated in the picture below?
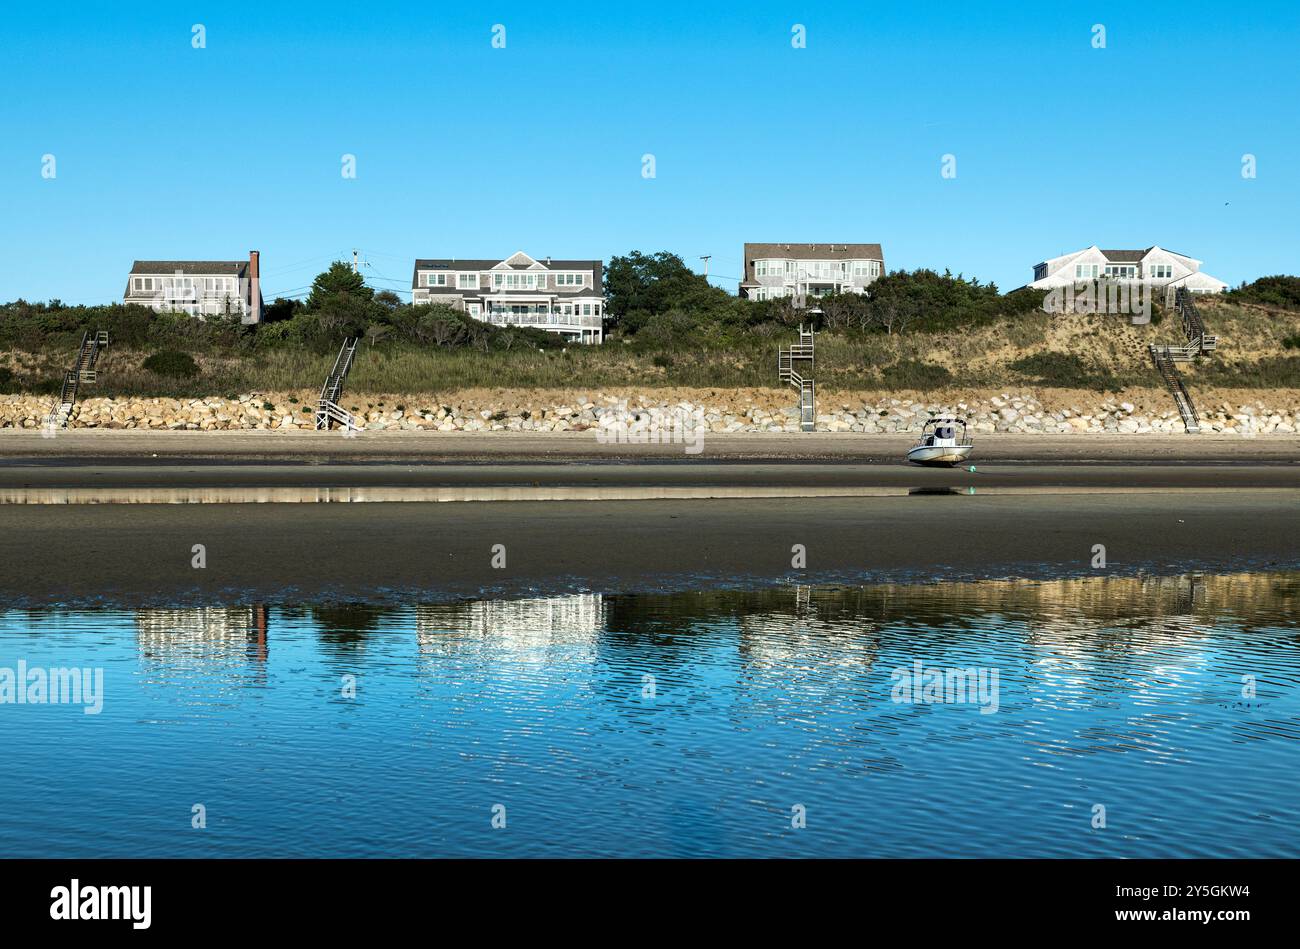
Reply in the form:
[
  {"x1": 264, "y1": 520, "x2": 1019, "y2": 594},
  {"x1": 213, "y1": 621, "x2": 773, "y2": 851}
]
[
  {"x1": 262, "y1": 297, "x2": 302, "y2": 323},
  {"x1": 306, "y1": 261, "x2": 374, "y2": 310},
  {"x1": 1227, "y1": 275, "x2": 1300, "y2": 310},
  {"x1": 862, "y1": 269, "x2": 1008, "y2": 333},
  {"x1": 604, "y1": 251, "x2": 733, "y2": 329}
]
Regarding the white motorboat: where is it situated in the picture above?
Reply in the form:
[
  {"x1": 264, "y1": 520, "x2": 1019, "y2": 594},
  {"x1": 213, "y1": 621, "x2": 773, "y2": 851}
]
[{"x1": 907, "y1": 417, "x2": 974, "y2": 467}]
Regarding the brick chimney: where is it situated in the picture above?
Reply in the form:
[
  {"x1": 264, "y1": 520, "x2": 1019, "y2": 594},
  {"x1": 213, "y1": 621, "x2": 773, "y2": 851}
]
[{"x1": 248, "y1": 250, "x2": 262, "y2": 324}]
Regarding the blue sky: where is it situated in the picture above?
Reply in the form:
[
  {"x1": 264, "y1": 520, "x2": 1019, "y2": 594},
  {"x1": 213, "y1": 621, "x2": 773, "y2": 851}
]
[{"x1": 2, "y1": 0, "x2": 1297, "y2": 304}]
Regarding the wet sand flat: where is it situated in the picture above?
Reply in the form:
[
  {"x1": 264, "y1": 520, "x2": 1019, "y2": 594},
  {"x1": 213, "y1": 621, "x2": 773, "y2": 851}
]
[
  {"x1": 1, "y1": 491, "x2": 1295, "y2": 608},
  {"x1": 0, "y1": 462, "x2": 1296, "y2": 495},
  {"x1": 2, "y1": 429, "x2": 1298, "y2": 465}
]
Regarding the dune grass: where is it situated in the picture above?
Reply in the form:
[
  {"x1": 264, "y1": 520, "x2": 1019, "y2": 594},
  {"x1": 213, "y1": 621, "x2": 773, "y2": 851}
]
[{"x1": 3, "y1": 298, "x2": 1297, "y2": 398}]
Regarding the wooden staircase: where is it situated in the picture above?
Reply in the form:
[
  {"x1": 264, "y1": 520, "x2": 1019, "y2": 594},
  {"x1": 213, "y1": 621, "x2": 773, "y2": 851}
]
[
  {"x1": 1149, "y1": 289, "x2": 1215, "y2": 434},
  {"x1": 44, "y1": 330, "x2": 108, "y2": 428},
  {"x1": 315, "y1": 338, "x2": 360, "y2": 431},
  {"x1": 778, "y1": 325, "x2": 816, "y2": 432},
  {"x1": 1149, "y1": 345, "x2": 1200, "y2": 433}
]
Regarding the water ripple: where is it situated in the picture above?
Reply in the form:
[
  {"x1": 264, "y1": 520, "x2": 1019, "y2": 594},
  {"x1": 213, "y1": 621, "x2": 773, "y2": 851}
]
[{"x1": 0, "y1": 572, "x2": 1297, "y2": 857}]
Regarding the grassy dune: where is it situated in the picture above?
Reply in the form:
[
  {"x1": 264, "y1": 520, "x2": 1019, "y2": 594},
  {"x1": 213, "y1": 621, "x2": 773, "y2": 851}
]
[{"x1": 2, "y1": 299, "x2": 1297, "y2": 398}]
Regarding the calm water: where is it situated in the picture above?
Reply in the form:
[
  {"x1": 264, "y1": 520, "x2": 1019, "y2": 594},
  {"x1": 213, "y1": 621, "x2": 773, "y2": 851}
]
[{"x1": 1, "y1": 573, "x2": 1297, "y2": 857}]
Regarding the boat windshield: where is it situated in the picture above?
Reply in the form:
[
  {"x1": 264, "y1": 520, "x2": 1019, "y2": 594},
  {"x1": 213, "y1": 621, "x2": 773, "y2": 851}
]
[{"x1": 935, "y1": 425, "x2": 955, "y2": 440}]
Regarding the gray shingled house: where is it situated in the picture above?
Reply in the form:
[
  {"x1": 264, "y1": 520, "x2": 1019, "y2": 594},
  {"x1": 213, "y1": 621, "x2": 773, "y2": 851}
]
[
  {"x1": 411, "y1": 250, "x2": 604, "y2": 343},
  {"x1": 123, "y1": 251, "x2": 263, "y2": 324}
]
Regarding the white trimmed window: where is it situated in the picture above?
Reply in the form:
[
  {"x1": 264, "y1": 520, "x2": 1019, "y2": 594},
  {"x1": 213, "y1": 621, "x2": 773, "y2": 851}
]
[
  {"x1": 425, "y1": 272, "x2": 447, "y2": 287},
  {"x1": 1104, "y1": 265, "x2": 1137, "y2": 278},
  {"x1": 494, "y1": 273, "x2": 542, "y2": 290},
  {"x1": 1148, "y1": 264, "x2": 1172, "y2": 279},
  {"x1": 761, "y1": 259, "x2": 794, "y2": 277},
  {"x1": 457, "y1": 273, "x2": 478, "y2": 289},
  {"x1": 1075, "y1": 264, "x2": 1099, "y2": 279}
]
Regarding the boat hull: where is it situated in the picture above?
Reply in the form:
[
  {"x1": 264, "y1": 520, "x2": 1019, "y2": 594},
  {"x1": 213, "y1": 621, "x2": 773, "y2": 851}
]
[{"x1": 906, "y1": 445, "x2": 973, "y2": 467}]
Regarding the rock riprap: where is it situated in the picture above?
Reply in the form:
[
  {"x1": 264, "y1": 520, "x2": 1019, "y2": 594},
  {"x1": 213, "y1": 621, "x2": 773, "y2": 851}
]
[{"x1": 1, "y1": 389, "x2": 1297, "y2": 435}]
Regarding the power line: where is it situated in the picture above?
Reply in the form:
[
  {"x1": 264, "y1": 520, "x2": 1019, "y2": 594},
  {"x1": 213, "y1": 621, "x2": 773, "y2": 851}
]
[
  {"x1": 260, "y1": 250, "x2": 353, "y2": 279},
  {"x1": 356, "y1": 249, "x2": 417, "y2": 263},
  {"x1": 260, "y1": 284, "x2": 313, "y2": 299}
]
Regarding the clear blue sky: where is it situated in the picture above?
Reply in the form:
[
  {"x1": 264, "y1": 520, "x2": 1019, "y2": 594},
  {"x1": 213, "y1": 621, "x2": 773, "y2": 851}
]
[{"x1": 3, "y1": 0, "x2": 1297, "y2": 305}]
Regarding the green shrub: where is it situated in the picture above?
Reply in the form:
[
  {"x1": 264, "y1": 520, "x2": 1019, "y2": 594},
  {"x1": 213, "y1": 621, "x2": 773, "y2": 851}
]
[
  {"x1": 878, "y1": 359, "x2": 952, "y2": 389},
  {"x1": 1010, "y1": 352, "x2": 1115, "y2": 390},
  {"x1": 1282, "y1": 334, "x2": 1300, "y2": 350},
  {"x1": 142, "y1": 350, "x2": 199, "y2": 378},
  {"x1": 1227, "y1": 275, "x2": 1300, "y2": 310},
  {"x1": 1201, "y1": 356, "x2": 1300, "y2": 388}
]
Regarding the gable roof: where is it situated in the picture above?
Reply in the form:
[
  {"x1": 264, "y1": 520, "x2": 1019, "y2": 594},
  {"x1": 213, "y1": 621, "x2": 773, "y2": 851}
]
[
  {"x1": 744, "y1": 242, "x2": 883, "y2": 262},
  {"x1": 412, "y1": 256, "x2": 603, "y2": 292},
  {"x1": 499, "y1": 250, "x2": 542, "y2": 270},
  {"x1": 1100, "y1": 247, "x2": 1196, "y2": 263},
  {"x1": 413, "y1": 259, "x2": 501, "y2": 272},
  {"x1": 130, "y1": 260, "x2": 248, "y2": 276},
  {"x1": 1035, "y1": 245, "x2": 1201, "y2": 269}
]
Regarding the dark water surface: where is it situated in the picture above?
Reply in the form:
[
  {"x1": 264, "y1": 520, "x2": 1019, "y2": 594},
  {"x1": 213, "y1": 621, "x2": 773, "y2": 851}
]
[{"x1": 2, "y1": 573, "x2": 1297, "y2": 857}]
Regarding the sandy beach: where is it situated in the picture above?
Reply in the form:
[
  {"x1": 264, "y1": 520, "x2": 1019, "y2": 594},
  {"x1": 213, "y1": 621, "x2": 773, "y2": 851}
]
[
  {"x1": 2, "y1": 428, "x2": 1299, "y2": 464},
  {"x1": 1, "y1": 429, "x2": 1294, "y2": 606},
  {"x1": 0, "y1": 491, "x2": 1294, "y2": 607}
]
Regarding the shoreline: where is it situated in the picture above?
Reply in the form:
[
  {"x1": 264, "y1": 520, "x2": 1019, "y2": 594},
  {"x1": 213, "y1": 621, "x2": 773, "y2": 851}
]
[
  {"x1": 0, "y1": 463, "x2": 1298, "y2": 495},
  {"x1": 3, "y1": 431, "x2": 1294, "y2": 608},
  {"x1": 2, "y1": 491, "x2": 1295, "y2": 608},
  {"x1": 2, "y1": 429, "x2": 1299, "y2": 465}
]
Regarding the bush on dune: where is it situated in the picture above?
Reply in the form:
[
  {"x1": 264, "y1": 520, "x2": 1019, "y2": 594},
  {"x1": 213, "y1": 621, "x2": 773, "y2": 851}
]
[
  {"x1": 1227, "y1": 276, "x2": 1300, "y2": 311},
  {"x1": 142, "y1": 350, "x2": 200, "y2": 378}
]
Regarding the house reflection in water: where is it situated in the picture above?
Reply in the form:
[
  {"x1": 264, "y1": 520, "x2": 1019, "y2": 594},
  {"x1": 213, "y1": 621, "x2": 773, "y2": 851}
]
[
  {"x1": 415, "y1": 594, "x2": 606, "y2": 659},
  {"x1": 135, "y1": 605, "x2": 270, "y2": 683}
]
